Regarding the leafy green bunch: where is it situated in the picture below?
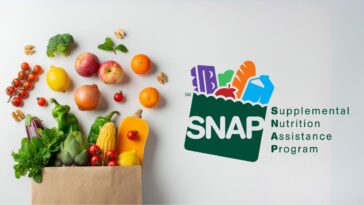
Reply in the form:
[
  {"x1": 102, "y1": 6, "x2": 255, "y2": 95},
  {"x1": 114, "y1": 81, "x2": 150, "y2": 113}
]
[{"x1": 12, "y1": 128, "x2": 65, "y2": 183}]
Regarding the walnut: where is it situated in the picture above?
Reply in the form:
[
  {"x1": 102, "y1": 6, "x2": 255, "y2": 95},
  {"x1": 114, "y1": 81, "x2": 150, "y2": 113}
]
[
  {"x1": 114, "y1": 29, "x2": 126, "y2": 39},
  {"x1": 24, "y1": 44, "x2": 35, "y2": 55},
  {"x1": 156, "y1": 72, "x2": 168, "y2": 84},
  {"x1": 12, "y1": 110, "x2": 25, "y2": 122}
]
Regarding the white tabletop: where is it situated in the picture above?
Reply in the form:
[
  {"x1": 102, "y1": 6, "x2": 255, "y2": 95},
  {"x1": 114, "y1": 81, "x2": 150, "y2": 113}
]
[{"x1": 0, "y1": 0, "x2": 363, "y2": 204}]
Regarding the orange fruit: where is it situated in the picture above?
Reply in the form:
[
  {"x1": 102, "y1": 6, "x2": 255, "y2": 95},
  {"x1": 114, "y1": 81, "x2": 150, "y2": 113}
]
[
  {"x1": 139, "y1": 87, "x2": 160, "y2": 108},
  {"x1": 131, "y1": 54, "x2": 152, "y2": 75}
]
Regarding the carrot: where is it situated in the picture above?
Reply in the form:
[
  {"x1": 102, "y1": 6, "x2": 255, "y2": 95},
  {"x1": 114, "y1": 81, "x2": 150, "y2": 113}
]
[{"x1": 232, "y1": 61, "x2": 256, "y2": 99}]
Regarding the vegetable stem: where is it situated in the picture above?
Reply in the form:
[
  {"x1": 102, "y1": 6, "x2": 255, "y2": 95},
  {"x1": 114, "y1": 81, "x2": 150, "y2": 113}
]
[
  {"x1": 7, "y1": 95, "x2": 13, "y2": 103},
  {"x1": 133, "y1": 109, "x2": 143, "y2": 119},
  {"x1": 50, "y1": 98, "x2": 60, "y2": 106},
  {"x1": 104, "y1": 111, "x2": 120, "y2": 121}
]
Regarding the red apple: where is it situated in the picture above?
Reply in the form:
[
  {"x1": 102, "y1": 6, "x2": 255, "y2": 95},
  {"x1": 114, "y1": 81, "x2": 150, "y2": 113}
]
[
  {"x1": 215, "y1": 84, "x2": 236, "y2": 99},
  {"x1": 98, "y1": 60, "x2": 124, "y2": 84},
  {"x1": 75, "y1": 52, "x2": 100, "y2": 77}
]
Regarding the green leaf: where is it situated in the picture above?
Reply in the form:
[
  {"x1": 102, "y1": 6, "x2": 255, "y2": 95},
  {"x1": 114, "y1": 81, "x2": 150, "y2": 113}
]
[
  {"x1": 115, "y1": 44, "x2": 128, "y2": 53},
  {"x1": 98, "y1": 44, "x2": 114, "y2": 51},
  {"x1": 42, "y1": 150, "x2": 51, "y2": 160},
  {"x1": 32, "y1": 137, "x2": 43, "y2": 150},
  {"x1": 12, "y1": 152, "x2": 21, "y2": 162},
  {"x1": 33, "y1": 172, "x2": 42, "y2": 183},
  {"x1": 20, "y1": 138, "x2": 32, "y2": 154},
  {"x1": 15, "y1": 169, "x2": 22, "y2": 179},
  {"x1": 25, "y1": 114, "x2": 32, "y2": 126},
  {"x1": 36, "y1": 128, "x2": 44, "y2": 135},
  {"x1": 104, "y1": 37, "x2": 114, "y2": 47}
]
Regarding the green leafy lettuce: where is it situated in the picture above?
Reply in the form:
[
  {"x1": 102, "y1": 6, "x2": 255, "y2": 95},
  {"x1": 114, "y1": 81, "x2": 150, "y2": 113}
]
[{"x1": 12, "y1": 128, "x2": 65, "y2": 183}]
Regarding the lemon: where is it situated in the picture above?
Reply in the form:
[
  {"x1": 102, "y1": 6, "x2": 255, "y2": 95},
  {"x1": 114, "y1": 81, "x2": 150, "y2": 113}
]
[
  {"x1": 46, "y1": 65, "x2": 70, "y2": 92},
  {"x1": 118, "y1": 150, "x2": 140, "y2": 166}
]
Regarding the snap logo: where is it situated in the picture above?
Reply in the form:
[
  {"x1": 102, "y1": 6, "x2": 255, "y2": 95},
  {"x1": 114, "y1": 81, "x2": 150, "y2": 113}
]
[{"x1": 184, "y1": 61, "x2": 274, "y2": 162}]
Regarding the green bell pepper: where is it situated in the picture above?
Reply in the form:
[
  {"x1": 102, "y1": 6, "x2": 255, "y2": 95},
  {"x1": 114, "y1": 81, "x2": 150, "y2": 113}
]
[
  {"x1": 88, "y1": 111, "x2": 120, "y2": 144},
  {"x1": 50, "y1": 98, "x2": 80, "y2": 135}
]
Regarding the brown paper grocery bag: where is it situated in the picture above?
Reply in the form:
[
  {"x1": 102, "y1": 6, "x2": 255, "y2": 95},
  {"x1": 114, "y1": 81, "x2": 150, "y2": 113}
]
[{"x1": 32, "y1": 166, "x2": 142, "y2": 204}]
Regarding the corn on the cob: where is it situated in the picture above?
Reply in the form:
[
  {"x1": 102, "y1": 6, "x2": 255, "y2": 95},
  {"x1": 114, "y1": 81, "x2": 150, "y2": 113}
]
[{"x1": 96, "y1": 122, "x2": 116, "y2": 153}]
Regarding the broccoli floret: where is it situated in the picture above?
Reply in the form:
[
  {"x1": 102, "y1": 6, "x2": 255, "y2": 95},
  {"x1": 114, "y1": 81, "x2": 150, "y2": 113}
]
[{"x1": 46, "y1": 34, "x2": 75, "y2": 57}]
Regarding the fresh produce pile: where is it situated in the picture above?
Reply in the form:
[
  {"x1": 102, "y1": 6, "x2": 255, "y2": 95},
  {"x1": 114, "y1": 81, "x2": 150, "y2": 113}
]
[{"x1": 10, "y1": 30, "x2": 164, "y2": 183}]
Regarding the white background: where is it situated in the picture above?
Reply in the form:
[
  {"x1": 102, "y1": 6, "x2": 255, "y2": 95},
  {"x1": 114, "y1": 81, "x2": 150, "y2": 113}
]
[{"x1": 1, "y1": 0, "x2": 363, "y2": 204}]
